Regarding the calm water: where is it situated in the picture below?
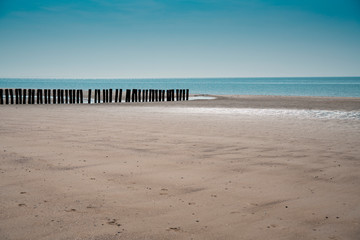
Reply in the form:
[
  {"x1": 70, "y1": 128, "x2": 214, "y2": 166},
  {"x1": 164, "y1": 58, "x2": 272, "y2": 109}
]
[{"x1": 1, "y1": 77, "x2": 360, "y2": 97}]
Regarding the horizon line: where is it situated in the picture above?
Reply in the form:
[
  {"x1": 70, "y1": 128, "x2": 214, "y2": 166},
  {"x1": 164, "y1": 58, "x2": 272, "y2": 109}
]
[{"x1": 1, "y1": 76, "x2": 360, "y2": 80}]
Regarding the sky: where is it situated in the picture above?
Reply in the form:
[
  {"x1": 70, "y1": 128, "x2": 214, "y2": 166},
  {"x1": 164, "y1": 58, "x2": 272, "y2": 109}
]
[{"x1": 0, "y1": 0, "x2": 359, "y2": 78}]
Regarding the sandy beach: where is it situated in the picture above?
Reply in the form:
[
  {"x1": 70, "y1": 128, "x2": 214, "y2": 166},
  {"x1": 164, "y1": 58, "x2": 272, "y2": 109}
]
[{"x1": 1, "y1": 95, "x2": 360, "y2": 240}]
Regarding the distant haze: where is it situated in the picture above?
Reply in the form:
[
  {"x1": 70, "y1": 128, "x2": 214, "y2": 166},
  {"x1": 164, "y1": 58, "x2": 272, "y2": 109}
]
[{"x1": 0, "y1": 0, "x2": 360, "y2": 78}]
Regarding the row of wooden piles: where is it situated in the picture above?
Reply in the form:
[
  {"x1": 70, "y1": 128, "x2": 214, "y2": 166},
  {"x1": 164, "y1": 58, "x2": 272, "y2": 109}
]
[{"x1": 0, "y1": 89, "x2": 189, "y2": 105}]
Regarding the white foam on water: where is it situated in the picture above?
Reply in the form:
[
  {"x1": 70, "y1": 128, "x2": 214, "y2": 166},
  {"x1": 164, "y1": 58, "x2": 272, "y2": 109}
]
[
  {"x1": 189, "y1": 96, "x2": 217, "y2": 100},
  {"x1": 162, "y1": 107, "x2": 360, "y2": 120}
]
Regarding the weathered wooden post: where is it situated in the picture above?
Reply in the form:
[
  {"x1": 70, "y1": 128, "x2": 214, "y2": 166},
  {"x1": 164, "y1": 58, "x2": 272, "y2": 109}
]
[
  {"x1": 102, "y1": 89, "x2": 105, "y2": 103},
  {"x1": 138, "y1": 89, "x2": 141, "y2": 102},
  {"x1": 176, "y1": 89, "x2": 179, "y2": 101},
  {"x1": 64, "y1": 90, "x2": 68, "y2": 104},
  {"x1": 52, "y1": 89, "x2": 56, "y2": 104},
  {"x1": 44, "y1": 89, "x2": 47, "y2": 104},
  {"x1": 47, "y1": 89, "x2": 50, "y2": 104},
  {"x1": 80, "y1": 90, "x2": 83, "y2": 103},
  {"x1": 105, "y1": 89, "x2": 108, "y2": 103},
  {"x1": 22, "y1": 89, "x2": 27, "y2": 104},
  {"x1": 15, "y1": 89, "x2": 19, "y2": 104},
  {"x1": 36, "y1": 89, "x2": 40, "y2": 104},
  {"x1": 40, "y1": 89, "x2": 44, "y2": 104},
  {"x1": 125, "y1": 89, "x2": 131, "y2": 102},
  {"x1": 142, "y1": 90, "x2": 145, "y2": 102},
  {"x1": 5, "y1": 89, "x2": 9, "y2": 104},
  {"x1": 152, "y1": 89, "x2": 156, "y2": 102},
  {"x1": 186, "y1": 89, "x2": 189, "y2": 100},
  {"x1": 18, "y1": 89, "x2": 22, "y2": 104},
  {"x1": 114, "y1": 89, "x2": 118, "y2": 103},
  {"x1": 31, "y1": 89, "x2": 35, "y2": 104},
  {"x1": 26, "y1": 89, "x2": 29, "y2": 104},
  {"x1": 0, "y1": 89, "x2": 3, "y2": 105},
  {"x1": 69, "y1": 89, "x2": 73, "y2": 104},
  {"x1": 76, "y1": 90, "x2": 79, "y2": 104},
  {"x1": 9, "y1": 89, "x2": 14, "y2": 104},
  {"x1": 109, "y1": 89, "x2": 112, "y2": 103},
  {"x1": 119, "y1": 89, "x2": 123, "y2": 102},
  {"x1": 60, "y1": 90, "x2": 64, "y2": 104},
  {"x1": 56, "y1": 89, "x2": 59, "y2": 104},
  {"x1": 71, "y1": 90, "x2": 75, "y2": 104},
  {"x1": 56, "y1": 89, "x2": 60, "y2": 104},
  {"x1": 88, "y1": 89, "x2": 91, "y2": 104}
]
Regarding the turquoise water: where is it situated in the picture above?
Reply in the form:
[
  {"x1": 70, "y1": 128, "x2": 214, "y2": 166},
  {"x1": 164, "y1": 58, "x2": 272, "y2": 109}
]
[{"x1": 0, "y1": 77, "x2": 360, "y2": 97}]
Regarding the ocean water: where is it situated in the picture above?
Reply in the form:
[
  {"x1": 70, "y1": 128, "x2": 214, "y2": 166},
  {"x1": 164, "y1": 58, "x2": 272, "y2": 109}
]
[{"x1": 0, "y1": 77, "x2": 360, "y2": 97}]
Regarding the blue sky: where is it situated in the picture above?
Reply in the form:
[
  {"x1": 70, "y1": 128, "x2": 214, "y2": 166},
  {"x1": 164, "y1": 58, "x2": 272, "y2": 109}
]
[{"x1": 0, "y1": 0, "x2": 359, "y2": 78}]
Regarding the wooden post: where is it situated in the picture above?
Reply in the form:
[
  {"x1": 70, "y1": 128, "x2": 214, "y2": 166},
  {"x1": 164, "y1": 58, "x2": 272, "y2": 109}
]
[
  {"x1": 44, "y1": 89, "x2": 47, "y2": 104},
  {"x1": 36, "y1": 89, "x2": 40, "y2": 104},
  {"x1": 119, "y1": 89, "x2": 123, "y2": 102},
  {"x1": 9, "y1": 89, "x2": 14, "y2": 104},
  {"x1": 186, "y1": 89, "x2": 189, "y2": 100},
  {"x1": 152, "y1": 89, "x2": 155, "y2": 102},
  {"x1": 88, "y1": 89, "x2": 91, "y2": 104},
  {"x1": 60, "y1": 90, "x2": 64, "y2": 104},
  {"x1": 138, "y1": 89, "x2": 141, "y2": 102},
  {"x1": 52, "y1": 89, "x2": 56, "y2": 104},
  {"x1": 80, "y1": 90, "x2": 83, "y2": 103},
  {"x1": 22, "y1": 89, "x2": 26, "y2": 104},
  {"x1": 5, "y1": 89, "x2": 9, "y2": 104},
  {"x1": 176, "y1": 89, "x2": 179, "y2": 101},
  {"x1": 76, "y1": 90, "x2": 79, "y2": 104},
  {"x1": 104, "y1": 89, "x2": 108, "y2": 103},
  {"x1": 0, "y1": 89, "x2": 3, "y2": 105},
  {"x1": 142, "y1": 90, "x2": 146, "y2": 102},
  {"x1": 27, "y1": 89, "x2": 31, "y2": 104},
  {"x1": 64, "y1": 90, "x2": 68, "y2": 104},
  {"x1": 15, "y1": 89, "x2": 19, "y2": 104},
  {"x1": 125, "y1": 89, "x2": 130, "y2": 102},
  {"x1": 56, "y1": 89, "x2": 60, "y2": 104},
  {"x1": 70, "y1": 90, "x2": 73, "y2": 104},
  {"x1": 115, "y1": 89, "x2": 118, "y2": 103},
  {"x1": 102, "y1": 89, "x2": 105, "y2": 103},
  {"x1": 109, "y1": 89, "x2": 112, "y2": 103},
  {"x1": 31, "y1": 89, "x2": 35, "y2": 104},
  {"x1": 40, "y1": 89, "x2": 43, "y2": 104},
  {"x1": 30, "y1": 89, "x2": 34, "y2": 104},
  {"x1": 47, "y1": 89, "x2": 50, "y2": 104},
  {"x1": 71, "y1": 90, "x2": 75, "y2": 104},
  {"x1": 131, "y1": 89, "x2": 135, "y2": 102},
  {"x1": 18, "y1": 89, "x2": 22, "y2": 104}
]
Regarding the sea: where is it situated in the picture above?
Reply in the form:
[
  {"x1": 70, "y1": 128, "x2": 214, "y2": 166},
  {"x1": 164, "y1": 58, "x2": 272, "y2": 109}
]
[{"x1": 1, "y1": 77, "x2": 360, "y2": 97}]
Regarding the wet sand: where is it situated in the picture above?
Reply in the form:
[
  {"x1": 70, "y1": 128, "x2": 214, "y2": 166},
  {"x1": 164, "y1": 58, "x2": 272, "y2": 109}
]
[{"x1": 1, "y1": 96, "x2": 360, "y2": 240}]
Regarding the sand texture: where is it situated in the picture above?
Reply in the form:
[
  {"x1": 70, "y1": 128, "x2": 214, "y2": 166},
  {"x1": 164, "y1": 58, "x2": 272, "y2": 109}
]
[{"x1": 1, "y1": 96, "x2": 360, "y2": 240}]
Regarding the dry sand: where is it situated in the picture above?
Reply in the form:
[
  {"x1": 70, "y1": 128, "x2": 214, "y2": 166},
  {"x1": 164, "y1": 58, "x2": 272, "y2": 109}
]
[{"x1": 1, "y1": 95, "x2": 360, "y2": 240}]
